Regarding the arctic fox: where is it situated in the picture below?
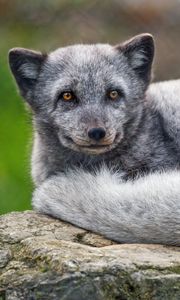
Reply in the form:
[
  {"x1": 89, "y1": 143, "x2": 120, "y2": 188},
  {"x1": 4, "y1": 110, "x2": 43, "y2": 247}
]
[{"x1": 9, "y1": 34, "x2": 180, "y2": 245}]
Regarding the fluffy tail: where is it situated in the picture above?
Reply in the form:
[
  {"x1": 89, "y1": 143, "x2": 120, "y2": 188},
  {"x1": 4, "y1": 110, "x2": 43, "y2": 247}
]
[{"x1": 32, "y1": 167, "x2": 180, "y2": 245}]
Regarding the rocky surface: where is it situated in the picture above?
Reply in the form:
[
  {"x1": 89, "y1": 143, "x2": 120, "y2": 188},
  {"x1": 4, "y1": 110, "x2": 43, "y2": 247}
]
[{"x1": 0, "y1": 211, "x2": 180, "y2": 300}]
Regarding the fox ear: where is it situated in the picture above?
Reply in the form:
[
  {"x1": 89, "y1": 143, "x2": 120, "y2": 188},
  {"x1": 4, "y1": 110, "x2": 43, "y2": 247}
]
[
  {"x1": 9, "y1": 48, "x2": 47, "y2": 100},
  {"x1": 115, "y1": 33, "x2": 154, "y2": 81}
]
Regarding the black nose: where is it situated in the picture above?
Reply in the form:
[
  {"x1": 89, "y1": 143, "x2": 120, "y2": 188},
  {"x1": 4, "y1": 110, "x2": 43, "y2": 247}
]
[{"x1": 88, "y1": 127, "x2": 106, "y2": 141}]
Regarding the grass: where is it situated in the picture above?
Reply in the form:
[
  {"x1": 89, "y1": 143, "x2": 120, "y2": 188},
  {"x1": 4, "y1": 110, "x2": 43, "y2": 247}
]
[{"x1": 0, "y1": 50, "x2": 32, "y2": 214}]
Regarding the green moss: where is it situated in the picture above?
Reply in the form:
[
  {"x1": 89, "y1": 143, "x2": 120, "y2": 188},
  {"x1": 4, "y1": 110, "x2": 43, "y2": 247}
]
[
  {"x1": 134, "y1": 263, "x2": 180, "y2": 275},
  {"x1": 39, "y1": 265, "x2": 50, "y2": 273},
  {"x1": 0, "y1": 294, "x2": 5, "y2": 300},
  {"x1": 11, "y1": 243, "x2": 23, "y2": 253},
  {"x1": 166, "y1": 265, "x2": 180, "y2": 274}
]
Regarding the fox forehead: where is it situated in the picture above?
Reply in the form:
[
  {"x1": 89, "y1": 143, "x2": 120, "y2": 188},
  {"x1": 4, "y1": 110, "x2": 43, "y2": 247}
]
[
  {"x1": 44, "y1": 43, "x2": 127, "y2": 76},
  {"x1": 48, "y1": 44, "x2": 117, "y2": 63},
  {"x1": 40, "y1": 44, "x2": 129, "y2": 96}
]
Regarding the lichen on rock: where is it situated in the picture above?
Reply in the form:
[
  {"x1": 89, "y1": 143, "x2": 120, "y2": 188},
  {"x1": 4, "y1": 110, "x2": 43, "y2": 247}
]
[{"x1": 0, "y1": 211, "x2": 180, "y2": 300}]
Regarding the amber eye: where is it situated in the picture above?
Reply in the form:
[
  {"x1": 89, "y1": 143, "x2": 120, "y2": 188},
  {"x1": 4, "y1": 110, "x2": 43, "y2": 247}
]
[
  {"x1": 108, "y1": 90, "x2": 119, "y2": 100},
  {"x1": 62, "y1": 92, "x2": 74, "y2": 101}
]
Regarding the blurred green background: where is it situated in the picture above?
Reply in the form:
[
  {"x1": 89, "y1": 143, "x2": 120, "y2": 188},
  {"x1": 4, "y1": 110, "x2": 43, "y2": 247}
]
[{"x1": 1, "y1": 0, "x2": 180, "y2": 214}]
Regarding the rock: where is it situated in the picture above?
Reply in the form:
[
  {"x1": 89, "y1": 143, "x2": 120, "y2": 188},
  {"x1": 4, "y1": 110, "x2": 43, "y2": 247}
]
[{"x1": 0, "y1": 211, "x2": 179, "y2": 300}]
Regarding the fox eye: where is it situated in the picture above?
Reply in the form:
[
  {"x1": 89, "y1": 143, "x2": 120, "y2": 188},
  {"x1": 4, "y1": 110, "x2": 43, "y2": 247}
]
[
  {"x1": 108, "y1": 90, "x2": 119, "y2": 100},
  {"x1": 62, "y1": 91, "x2": 74, "y2": 101},
  {"x1": 55, "y1": 91, "x2": 78, "y2": 109}
]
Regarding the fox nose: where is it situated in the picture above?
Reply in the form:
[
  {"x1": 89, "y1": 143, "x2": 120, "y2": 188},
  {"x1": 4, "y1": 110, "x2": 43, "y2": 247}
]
[{"x1": 88, "y1": 127, "x2": 106, "y2": 141}]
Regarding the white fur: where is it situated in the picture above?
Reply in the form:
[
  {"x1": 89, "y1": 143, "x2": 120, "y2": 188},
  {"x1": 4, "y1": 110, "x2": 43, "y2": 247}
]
[{"x1": 33, "y1": 167, "x2": 180, "y2": 245}]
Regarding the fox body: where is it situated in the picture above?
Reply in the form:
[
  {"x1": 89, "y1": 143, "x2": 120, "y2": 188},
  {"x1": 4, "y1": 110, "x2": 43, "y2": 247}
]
[{"x1": 9, "y1": 34, "x2": 180, "y2": 245}]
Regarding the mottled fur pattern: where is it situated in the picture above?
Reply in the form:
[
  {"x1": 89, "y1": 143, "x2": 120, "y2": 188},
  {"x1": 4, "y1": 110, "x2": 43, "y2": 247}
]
[{"x1": 9, "y1": 34, "x2": 180, "y2": 245}]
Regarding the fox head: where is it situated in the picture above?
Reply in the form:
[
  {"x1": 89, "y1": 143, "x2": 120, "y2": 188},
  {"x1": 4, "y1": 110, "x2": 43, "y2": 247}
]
[{"x1": 9, "y1": 33, "x2": 154, "y2": 155}]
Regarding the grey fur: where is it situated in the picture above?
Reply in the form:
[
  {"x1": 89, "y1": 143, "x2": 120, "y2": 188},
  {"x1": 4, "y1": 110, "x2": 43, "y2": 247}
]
[{"x1": 9, "y1": 34, "x2": 180, "y2": 245}]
